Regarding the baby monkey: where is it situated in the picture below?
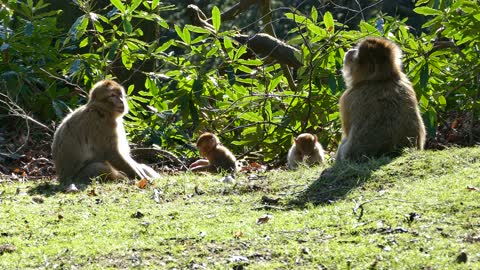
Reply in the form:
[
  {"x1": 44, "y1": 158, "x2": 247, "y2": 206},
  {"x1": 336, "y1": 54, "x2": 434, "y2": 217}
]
[
  {"x1": 190, "y1": 132, "x2": 237, "y2": 173},
  {"x1": 287, "y1": 133, "x2": 325, "y2": 169}
]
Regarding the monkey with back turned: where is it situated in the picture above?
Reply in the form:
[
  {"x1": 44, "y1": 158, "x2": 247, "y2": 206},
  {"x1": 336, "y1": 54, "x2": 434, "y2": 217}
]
[{"x1": 337, "y1": 37, "x2": 426, "y2": 161}]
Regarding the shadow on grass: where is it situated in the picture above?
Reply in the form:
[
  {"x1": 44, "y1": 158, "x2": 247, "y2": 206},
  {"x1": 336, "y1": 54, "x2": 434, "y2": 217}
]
[
  {"x1": 289, "y1": 156, "x2": 395, "y2": 207},
  {"x1": 28, "y1": 179, "x2": 91, "y2": 197}
]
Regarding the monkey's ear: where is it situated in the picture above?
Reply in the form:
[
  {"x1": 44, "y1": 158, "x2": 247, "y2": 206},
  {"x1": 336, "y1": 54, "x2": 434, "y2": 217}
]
[{"x1": 313, "y1": 134, "x2": 318, "y2": 142}]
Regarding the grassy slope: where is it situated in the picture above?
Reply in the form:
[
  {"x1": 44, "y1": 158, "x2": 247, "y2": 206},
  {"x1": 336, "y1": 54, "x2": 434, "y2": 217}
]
[{"x1": 1, "y1": 147, "x2": 479, "y2": 269}]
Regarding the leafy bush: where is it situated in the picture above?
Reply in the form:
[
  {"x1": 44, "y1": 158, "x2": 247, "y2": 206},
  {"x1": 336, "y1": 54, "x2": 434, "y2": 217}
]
[{"x1": 1, "y1": 0, "x2": 479, "y2": 163}]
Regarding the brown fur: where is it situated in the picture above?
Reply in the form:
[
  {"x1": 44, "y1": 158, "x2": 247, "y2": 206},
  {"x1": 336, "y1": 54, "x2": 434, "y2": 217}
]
[
  {"x1": 190, "y1": 132, "x2": 237, "y2": 173},
  {"x1": 337, "y1": 37, "x2": 426, "y2": 161},
  {"x1": 287, "y1": 133, "x2": 325, "y2": 169},
  {"x1": 52, "y1": 79, "x2": 159, "y2": 183}
]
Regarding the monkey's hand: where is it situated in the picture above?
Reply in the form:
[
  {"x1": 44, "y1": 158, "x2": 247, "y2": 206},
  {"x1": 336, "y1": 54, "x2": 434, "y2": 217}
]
[{"x1": 189, "y1": 159, "x2": 210, "y2": 170}]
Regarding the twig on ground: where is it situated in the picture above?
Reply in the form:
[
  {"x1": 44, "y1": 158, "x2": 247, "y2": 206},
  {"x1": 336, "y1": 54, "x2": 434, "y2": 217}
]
[{"x1": 353, "y1": 197, "x2": 417, "y2": 221}]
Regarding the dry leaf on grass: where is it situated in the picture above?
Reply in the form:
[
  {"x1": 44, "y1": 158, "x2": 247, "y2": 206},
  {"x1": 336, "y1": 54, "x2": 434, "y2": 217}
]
[
  {"x1": 31, "y1": 195, "x2": 44, "y2": 204},
  {"x1": 233, "y1": 231, "x2": 244, "y2": 239},
  {"x1": 0, "y1": 244, "x2": 16, "y2": 255},
  {"x1": 466, "y1": 185, "x2": 479, "y2": 191},
  {"x1": 65, "y1": 184, "x2": 79, "y2": 193},
  {"x1": 256, "y1": 214, "x2": 273, "y2": 224},
  {"x1": 136, "y1": 178, "x2": 149, "y2": 189}
]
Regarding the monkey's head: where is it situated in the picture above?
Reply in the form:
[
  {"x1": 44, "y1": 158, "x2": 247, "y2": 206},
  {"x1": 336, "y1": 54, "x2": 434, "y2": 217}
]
[
  {"x1": 295, "y1": 133, "x2": 318, "y2": 156},
  {"x1": 342, "y1": 37, "x2": 402, "y2": 87},
  {"x1": 196, "y1": 132, "x2": 220, "y2": 157},
  {"x1": 88, "y1": 80, "x2": 128, "y2": 118}
]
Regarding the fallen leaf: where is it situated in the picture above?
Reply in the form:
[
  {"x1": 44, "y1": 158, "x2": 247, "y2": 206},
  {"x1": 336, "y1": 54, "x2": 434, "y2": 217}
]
[
  {"x1": 261, "y1": 196, "x2": 280, "y2": 205},
  {"x1": 221, "y1": 174, "x2": 235, "y2": 184},
  {"x1": 0, "y1": 244, "x2": 16, "y2": 255},
  {"x1": 228, "y1": 255, "x2": 249, "y2": 263},
  {"x1": 31, "y1": 195, "x2": 44, "y2": 204},
  {"x1": 194, "y1": 185, "x2": 205, "y2": 195},
  {"x1": 455, "y1": 251, "x2": 468, "y2": 263},
  {"x1": 152, "y1": 188, "x2": 163, "y2": 203},
  {"x1": 131, "y1": 211, "x2": 144, "y2": 219},
  {"x1": 136, "y1": 178, "x2": 149, "y2": 189},
  {"x1": 466, "y1": 185, "x2": 479, "y2": 191},
  {"x1": 233, "y1": 231, "x2": 244, "y2": 239},
  {"x1": 65, "y1": 184, "x2": 79, "y2": 193},
  {"x1": 256, "y1": 214, "x2": 273, "y2": 224},
  {"x1": 87, "y1": 189, "x2": 98, "y2": 196}
]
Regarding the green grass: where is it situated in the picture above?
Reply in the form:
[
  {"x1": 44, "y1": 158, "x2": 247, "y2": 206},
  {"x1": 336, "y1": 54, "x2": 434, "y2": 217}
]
[{"x1": 1, "y1": 147, "x2": 479, "y2": 269}]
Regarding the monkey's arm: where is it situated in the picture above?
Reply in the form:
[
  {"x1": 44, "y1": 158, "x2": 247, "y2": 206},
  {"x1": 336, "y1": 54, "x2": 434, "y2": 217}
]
[
  {"x1": 190, "y1": 159, "x2": 210, "y2": 169},
  {"x1": 191, "y1": 164, "x2": 216, "y2": 172},
  {"x1": 107, "y1": 151, "x2": 148, "y2": 179}
]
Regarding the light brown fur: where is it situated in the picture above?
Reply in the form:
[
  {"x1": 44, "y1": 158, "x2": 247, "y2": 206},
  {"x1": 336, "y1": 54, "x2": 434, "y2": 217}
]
[
  {"x1": 190, "y1": 132, "x2": 237, "y2": 173},
  {"x1": 52, "y1": 79, "x2": 159, "y2": 183},
  {"x1": 287, "y1": 133, "x2": 325, "y2": 169},
  {"x1": 337, "y1": 37, "x2": 426, "y2": 161}
]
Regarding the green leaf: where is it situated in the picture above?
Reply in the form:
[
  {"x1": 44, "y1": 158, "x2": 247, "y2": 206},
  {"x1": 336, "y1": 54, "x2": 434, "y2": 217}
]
[
  {"x1": 155, "y1": 39, "x2": 173, "y2": 53},
  {"x1": 24, "y1": 21, "x2": 33, "y2": 36},
  {"x1": 311, "y1": 6, "x2": 318, "y2": 22},
  {"x1": 438, "y1": 95, "x2": 446, "y2": 106},
  {"x1": 130, "y1": 0, "x2": 142, "y2": 11},
  {"x1": 359, "y1": 21, "x2": 379, "y2": 34},
  {"x1": 240, "y1": 112, "x2": 263, "y2": 122},
  {"x1": 183, "y1": 27, "x2": 191, "y2": 45},
  {"x1": 186, "y1": 25, "x2": 211, "y2": 34},
  {"x1": 233, "y1": 45, "x2": 247, "y2": 60},
  {"x1": 420, "y1": 63, "x2": 429, "y2": 89},
  {"x1": 127, "y1": 84, "x2": 135, "y2": 95},
  {"x1": 152, "y1": 0, "x2": 159, "y2": 9},
  {"x1": 123, "y1": 19, "x2": 133, "y2": 34},
  {"x1": 224, "y1": 37, "x2": 234, "y2": 59},
  {"x1": 323, "y1": 12, "x2": 334, "y2": 33},
  {"x1": 110, "y1": 0, "x2": 126, "y2": 13},
  {"x1": 79, "y1": 37, "x2": 89, "y2": 48},
  {"x1": 413, "y1": 7, "x2": 443, "y2": 16},
  {"x1": 174, "y1": 25, "x2": 184, "y2": 41},
  {"x1": 212, "y1": 6, "x2": 221, "y2": 32},
  {"x1": 108, "y1": 40, "x2": 119, "y2": 60}
]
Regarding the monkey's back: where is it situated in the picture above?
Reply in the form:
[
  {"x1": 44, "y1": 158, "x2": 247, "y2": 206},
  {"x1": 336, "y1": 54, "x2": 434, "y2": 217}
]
[
  {"x1": 341, "y1": 78, "x2": 425, "y2": 159},
  {"x1": 210, "y1": 145, "x2": 237, "y2": 173}
]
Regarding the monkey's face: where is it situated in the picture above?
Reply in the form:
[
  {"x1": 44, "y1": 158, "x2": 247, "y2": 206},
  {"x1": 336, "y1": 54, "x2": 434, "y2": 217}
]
[
  {"x1": 342, "y1": 48, "x2": 358, "y2": 77},
  {"x1": 107, "y1": 89, "x2": 128, "y2": 115},
  {"x1": 89, "y1": 80, "x2": 129, "y2": 117},
  {"x1": 295, "y1": 134, "x2": 317, "y2": 156},
  {"x1": 197, "y1": 138, "x2": 216, "y2": 157}
]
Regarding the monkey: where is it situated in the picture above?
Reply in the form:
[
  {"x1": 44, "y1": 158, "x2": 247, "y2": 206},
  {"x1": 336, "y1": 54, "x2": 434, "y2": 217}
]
[
  {"x1": 189, "y1": 132, "x2": 237, "y2": 173},
  {"x1": 336, "y1": 37, "x2": 426, "y2": 161},
  {"x1": 287, "y1": 133, "x2": 325, "y2": 169},
  {"x1": 52, "y1": 79, "x2": 160, "y2": 184}
]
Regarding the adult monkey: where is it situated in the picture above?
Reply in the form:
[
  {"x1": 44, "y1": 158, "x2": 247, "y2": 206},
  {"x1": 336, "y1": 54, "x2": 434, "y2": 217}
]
[
  {"x1": 52, "y1": 79, "x2": 159, "y2": 183},
  {"x1": 337, "y1": 37, "x2": 426, "y2": 161}
]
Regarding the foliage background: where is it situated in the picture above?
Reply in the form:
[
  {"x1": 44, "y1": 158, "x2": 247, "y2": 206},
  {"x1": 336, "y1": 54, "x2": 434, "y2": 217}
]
[{"x1": 0, "y1": 0, "x2": 479, "y2": 164}]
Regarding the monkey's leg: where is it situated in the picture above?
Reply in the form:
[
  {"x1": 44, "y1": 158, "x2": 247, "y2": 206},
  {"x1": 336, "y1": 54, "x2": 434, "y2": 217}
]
[
  {"x1": 74, "y1": 162, "x2": 127, "y2": 183},
  {"x1": 336, "y1": 138, "x2": 350, "y2": 162}
]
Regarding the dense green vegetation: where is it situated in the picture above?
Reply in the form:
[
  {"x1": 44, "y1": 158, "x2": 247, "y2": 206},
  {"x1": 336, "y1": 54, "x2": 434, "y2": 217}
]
[
  {"x1": 1, "y1": 1, "x2": 479, "y2": 267},
  {"x1": 1, "y1": 147, "x2": 479, "y2": 268},
  {"x1": 1, "y1": 0, "x2": 479, "y2": 162}
]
